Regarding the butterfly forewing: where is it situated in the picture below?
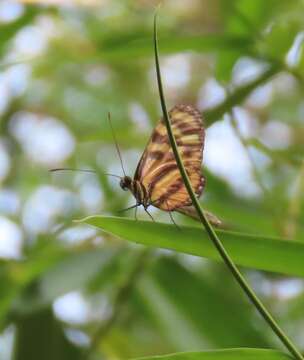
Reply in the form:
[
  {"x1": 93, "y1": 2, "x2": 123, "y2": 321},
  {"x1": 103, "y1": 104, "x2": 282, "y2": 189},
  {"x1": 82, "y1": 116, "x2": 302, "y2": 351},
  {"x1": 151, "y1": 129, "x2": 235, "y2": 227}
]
[{"x1": 134, "y1": 104, "x2": 205, "y2": 211}]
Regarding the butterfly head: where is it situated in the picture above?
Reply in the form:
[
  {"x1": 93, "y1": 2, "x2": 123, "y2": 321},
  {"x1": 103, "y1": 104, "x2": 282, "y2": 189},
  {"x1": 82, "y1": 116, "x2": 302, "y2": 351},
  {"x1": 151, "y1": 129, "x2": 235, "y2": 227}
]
[{"x1": 120, "y1": 176, "x2": 132, "y2": 191}]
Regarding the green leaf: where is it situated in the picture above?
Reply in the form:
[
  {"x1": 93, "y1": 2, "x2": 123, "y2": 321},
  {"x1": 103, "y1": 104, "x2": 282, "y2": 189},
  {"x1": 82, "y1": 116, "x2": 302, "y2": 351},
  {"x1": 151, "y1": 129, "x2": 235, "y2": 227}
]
[
  {"x1": 13, "y1": 307, "x2": 82, "y2": 360},
  {"x1": 0, "y1": 6, "x2": 38, "y2": 58},
  {"x1": 215, "y1": 51, "x2": 240, "y2": 82},
  {"x1": 0, "y1": 240, "x2": 68, "y2": 328},
  {"x1": 258, "y1": 18, "x2": 301, "y2": 60},
  {"x1": 138, "y1": 258, "x2": 270, "y2": 349},
  {"x1": 134, "y1": 348, "x2": 293, "y2": 360},
  {"x1": 100, "y1": 33, "x2": 252, "y2": 60},
  {"x1": 80, "y1": 216, "x2": 304, "y2": 278}
]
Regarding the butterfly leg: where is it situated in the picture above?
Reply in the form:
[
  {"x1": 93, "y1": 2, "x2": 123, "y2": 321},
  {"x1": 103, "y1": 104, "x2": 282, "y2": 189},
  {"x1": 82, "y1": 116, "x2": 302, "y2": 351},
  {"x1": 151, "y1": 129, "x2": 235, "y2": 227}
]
[
  {"x1": 119, "y1": 204, "x2": 138, "y2": 213},
  {"x1": 169, "y1": 210, "x2": 181, "y2": 230},
  {"x1": 134, "y1": 205, "x2": 138, "y2": 221},
  {"x1": 165, "y1": 200, "x2": 180, "y2": 230},
  {"x1": 144, "y1": 207, "x2": 155, "y2": 222}
]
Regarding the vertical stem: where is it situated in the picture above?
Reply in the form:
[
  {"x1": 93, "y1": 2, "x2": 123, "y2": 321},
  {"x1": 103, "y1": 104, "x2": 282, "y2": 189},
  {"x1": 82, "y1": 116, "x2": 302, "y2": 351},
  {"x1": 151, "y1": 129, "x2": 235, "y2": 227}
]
[{"x1": 153, "y1": 11, "x2": 303, "y2": 360}]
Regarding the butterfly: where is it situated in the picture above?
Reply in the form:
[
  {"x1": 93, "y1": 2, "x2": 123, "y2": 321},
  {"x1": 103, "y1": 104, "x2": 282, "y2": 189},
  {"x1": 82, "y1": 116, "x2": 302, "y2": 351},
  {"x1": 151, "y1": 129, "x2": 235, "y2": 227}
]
[
  {"x1": 50, "y1": 104, "x2": 220, "y2": 225},
  {"x1": 119, "y1": 104, "x2": 214, "y2": 222}
]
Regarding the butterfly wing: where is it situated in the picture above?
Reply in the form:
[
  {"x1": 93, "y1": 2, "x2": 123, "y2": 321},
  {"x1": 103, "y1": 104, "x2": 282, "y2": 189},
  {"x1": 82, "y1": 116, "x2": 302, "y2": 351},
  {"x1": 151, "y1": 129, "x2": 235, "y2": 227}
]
[{"x1": 134, "y1": 104, "x2": 205, "y2": 211}]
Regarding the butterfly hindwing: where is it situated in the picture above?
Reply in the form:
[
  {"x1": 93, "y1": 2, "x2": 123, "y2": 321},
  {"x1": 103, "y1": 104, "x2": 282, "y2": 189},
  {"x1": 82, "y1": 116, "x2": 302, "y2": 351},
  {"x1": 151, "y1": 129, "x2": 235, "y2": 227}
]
[{"x1": 134, "y1": 104, "x2": 205, "y2": 211}]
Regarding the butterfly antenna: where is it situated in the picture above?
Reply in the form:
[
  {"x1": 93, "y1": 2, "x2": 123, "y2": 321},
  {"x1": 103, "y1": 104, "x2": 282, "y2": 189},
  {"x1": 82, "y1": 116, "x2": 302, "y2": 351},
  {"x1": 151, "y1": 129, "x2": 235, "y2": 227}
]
[
  {"x1": 49, "y1": 168, "x2": 121, "y2": 179},
  {"x1": 107, "y1": 112, "x2": 126, "y2": 177}
]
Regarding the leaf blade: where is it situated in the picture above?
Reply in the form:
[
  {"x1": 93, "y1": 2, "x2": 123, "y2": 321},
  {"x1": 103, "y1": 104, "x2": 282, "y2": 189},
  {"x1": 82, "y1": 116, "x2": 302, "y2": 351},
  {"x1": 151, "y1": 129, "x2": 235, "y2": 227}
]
[
  {"x1": 133, "y1": 348, "x2": 293, "y2": 360},
  {"x1": 80, "y1": 216, "x2": 304, "y2": 278}
]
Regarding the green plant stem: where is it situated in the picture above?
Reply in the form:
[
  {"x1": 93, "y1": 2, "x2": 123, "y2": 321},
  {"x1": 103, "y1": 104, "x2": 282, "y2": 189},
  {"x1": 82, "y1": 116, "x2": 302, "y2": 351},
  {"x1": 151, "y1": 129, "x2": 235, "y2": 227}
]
[
  {"x1": 154, "y1": 12, "x2": 303, "y2": 360},
  {"x1": 204, "y1": 62, "x2": 280, "y2": 125}
]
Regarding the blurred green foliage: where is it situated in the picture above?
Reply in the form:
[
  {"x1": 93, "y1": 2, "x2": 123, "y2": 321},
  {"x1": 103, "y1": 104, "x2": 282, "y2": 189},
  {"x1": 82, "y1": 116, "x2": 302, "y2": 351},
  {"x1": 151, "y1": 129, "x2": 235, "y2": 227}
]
[{"x1": 0, "y1": 0, "x2": 304, "y2": 359}]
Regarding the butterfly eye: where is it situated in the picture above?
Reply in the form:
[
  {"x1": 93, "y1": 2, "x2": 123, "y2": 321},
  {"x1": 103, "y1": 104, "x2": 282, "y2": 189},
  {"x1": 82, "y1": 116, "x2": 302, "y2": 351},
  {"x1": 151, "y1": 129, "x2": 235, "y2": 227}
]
[{"x1": 120, "y1": 177, "x2": 131, "y2": 191}]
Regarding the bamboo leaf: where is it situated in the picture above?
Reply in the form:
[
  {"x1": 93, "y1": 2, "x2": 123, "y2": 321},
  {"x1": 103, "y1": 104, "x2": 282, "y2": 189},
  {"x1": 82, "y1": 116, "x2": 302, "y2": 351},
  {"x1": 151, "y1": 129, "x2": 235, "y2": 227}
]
[
  {"x1": 80, "y1": 216, "x2": 304, "y2": 278},
  {"x1": 134, "y1": 348, "x2": 293, "y2": 360},
  {"x1": 100, "y1": 33, "x2": 252, "y2": 60}
]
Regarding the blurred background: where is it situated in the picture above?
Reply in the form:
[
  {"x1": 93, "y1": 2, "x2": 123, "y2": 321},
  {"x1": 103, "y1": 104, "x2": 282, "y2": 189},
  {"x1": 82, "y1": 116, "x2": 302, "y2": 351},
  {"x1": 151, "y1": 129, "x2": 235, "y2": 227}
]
[{"x1": 0, "y1": 0, "x2": 304, "y2": 359}]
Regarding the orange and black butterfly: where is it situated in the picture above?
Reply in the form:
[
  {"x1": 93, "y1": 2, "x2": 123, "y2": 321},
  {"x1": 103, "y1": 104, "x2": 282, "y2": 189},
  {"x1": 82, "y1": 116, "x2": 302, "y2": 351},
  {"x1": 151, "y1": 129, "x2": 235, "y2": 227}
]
[
  {"x1": 119, "y1": 104, "x2": 210, "y2": 222},
  {"x1": 51, "y1": 104, "x2": 220, "y2": 225}
]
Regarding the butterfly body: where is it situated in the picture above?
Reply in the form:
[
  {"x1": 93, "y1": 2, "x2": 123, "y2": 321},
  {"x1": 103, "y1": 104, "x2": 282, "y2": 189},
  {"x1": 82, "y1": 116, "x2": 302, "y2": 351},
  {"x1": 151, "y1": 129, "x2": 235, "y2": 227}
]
[
  {"x1": 120, "y1": 176, "x2": 150, "y2": 209},
  {"x1": 120, "y1": 104, "x2": 206, "y2": 214}
]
